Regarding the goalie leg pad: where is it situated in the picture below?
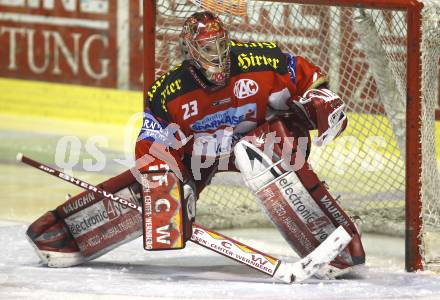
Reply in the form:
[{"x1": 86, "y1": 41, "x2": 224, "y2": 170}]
[
  {"x1": 26, "y1": 211, "x2": 85, "y2": 267},
  {"x1": 235, "y1": 141, "x2": 334, "y2": 256},
  {"x1": 26, "y1": 170, "x2": 143, "y2": 267},
  {"x1": 234, "y1": 117, "x2": 365, "y2": 272},
  {"x1": 296, "y1": 165, "x2": 365, "y2": 267}
]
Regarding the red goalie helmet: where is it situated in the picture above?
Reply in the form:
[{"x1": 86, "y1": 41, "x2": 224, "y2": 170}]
[{"x1": 180, "y1": 11, "x2": 230, "y2": 86}]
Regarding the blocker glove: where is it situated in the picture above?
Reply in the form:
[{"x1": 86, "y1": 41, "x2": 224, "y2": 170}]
[{"x1": 291, "y1": 88, "x2": 348, "y2": 146}]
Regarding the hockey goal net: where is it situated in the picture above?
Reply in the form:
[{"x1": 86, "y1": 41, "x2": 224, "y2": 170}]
[{"x1": 143, "y1": 0, "x2": 440, "y2": 271}]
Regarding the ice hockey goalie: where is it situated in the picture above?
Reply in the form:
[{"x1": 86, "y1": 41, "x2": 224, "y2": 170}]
[
  {"x1": 26, "y1": 11, "x2": 364, "y2": 276},
  {"x1": 136, "y1": 11, "x2": 365, "y2": 276}
]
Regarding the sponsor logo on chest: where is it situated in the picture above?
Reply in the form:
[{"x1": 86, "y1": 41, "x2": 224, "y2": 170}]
[
  {"x1": 233, "y1": 78, "x2": 259, "y2": 99},
  {"x1": 190, "y1": 103, "x2": 257, "y2": 132}
]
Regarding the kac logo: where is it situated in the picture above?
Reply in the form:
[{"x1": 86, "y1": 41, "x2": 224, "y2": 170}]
[{"x1": 234, "y1": 79, "x2": 259, "y2": 99}]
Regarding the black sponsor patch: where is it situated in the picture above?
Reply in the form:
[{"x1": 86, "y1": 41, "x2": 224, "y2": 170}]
[{"x1": 230, "y1": 42, "x2": 287, "y2": 75}]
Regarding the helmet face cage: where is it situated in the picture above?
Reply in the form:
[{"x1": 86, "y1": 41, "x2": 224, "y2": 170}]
[{"x1": 181, "y1": 12, "x2": 230, "y2": 85}]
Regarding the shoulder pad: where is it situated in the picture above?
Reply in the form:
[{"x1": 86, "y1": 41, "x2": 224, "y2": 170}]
[{"x1": 229, "y1": 41, "x2": 288, "y2": 75}]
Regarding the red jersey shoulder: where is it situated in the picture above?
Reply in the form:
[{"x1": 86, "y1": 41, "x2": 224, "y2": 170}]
[
  {"x1": 291, "y1": 55, "x2": 329, "y2": 94},
  {"x1": 228, "y1": 41, "x2": 328, "y2": 95}
]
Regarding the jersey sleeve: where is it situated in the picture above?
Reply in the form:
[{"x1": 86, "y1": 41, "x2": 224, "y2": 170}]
[
  {"x1": 138, "y1": 64, "x2": 192, "y2": 178},
  {"x1": 288, "y1": 54, "x2": 329, "y2": 96},
  {"x1": 145, "y1": 74, "x2": 172, "y2": 122},
  {"x1": 266, "y1": 53, "x2": 329, "y2": 111},
  {"x1": 285, "y1": 54, "x2": 347, "y2": 139},
  {"x1": 135, "y1": 109, "x2": 189, "y2": 180}
]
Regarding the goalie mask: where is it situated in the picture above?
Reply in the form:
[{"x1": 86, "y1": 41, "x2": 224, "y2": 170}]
[{"x1": 180, "y1": 11, "x2": 230, "y2": 86}]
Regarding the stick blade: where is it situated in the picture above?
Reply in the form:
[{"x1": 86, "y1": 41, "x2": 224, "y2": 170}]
[{"x1": 274, "y1": 226, "x2": 352, "y2": 283}]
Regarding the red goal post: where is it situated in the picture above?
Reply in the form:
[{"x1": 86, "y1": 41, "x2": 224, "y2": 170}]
[{"x1": 142, "y1": 0, "x2": 440, "y2": 272}]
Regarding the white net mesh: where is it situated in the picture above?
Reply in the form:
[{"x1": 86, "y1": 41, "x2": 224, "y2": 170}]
[{"x1": 152, "y1": 0, "x2": 440, "y2": 267}]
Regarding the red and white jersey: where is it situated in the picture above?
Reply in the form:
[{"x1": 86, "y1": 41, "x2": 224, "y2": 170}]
[{"x1": 136, "y1": 41, "x2": 327, "y2": 172}]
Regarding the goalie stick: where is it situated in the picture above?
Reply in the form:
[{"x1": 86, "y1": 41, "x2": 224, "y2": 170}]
[{"x1": 17, "y1": 152, "x2": 352, "y2": 283}]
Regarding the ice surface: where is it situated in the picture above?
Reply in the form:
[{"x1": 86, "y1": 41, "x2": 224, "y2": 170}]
[{"x1": 1, "y1": 221, "x2": 440, "y2": 300}]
